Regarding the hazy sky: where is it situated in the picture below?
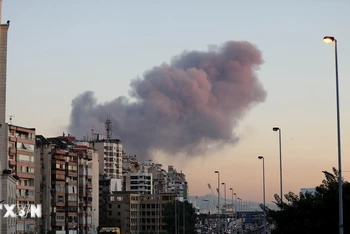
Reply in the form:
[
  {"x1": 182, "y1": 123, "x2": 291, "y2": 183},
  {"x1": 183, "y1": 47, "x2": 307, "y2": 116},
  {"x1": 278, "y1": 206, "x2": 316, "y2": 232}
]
[{"x1": 3, "y1": 0, "x2": 350, "y2": 203}]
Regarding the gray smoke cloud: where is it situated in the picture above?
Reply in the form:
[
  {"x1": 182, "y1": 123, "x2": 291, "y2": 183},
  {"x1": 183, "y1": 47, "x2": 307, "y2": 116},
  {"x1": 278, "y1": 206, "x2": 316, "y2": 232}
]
[{"x1": 68, "y1": 40, "x2": 267, "y2": 159}]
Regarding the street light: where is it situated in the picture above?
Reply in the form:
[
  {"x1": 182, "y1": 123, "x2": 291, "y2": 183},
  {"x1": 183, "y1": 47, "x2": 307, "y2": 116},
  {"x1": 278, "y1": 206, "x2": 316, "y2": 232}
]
[
  {"x1": 272, "y1": 127, "x2": 283, "y2": 202},
  {"x1": 233, "y1": 193, "x2": 237, "y2": 221},
  {"x1": 233, "y1": 192, "x2": 237, "y2": 234},
  {"x1": 214, "y1": 171, "x2": 220, "y2": 234},
  {"x1": 229, "y1": 188, "x2": 237, "y2": 234},
  {"x1": 323, "y1": 35, "x2": 343, "y2": 234},
  {"x1": 237, "y1": 198, "x2": 242, "y2": 232},
  {"x1": 222, "y1": 182, "x2": 227, "y2": 231},
  {"x1": 229, "y1": 188, "x2": 234, "y2": 220},
  {"x1": 258, "y1": 156, "x2": 267, "y2": 234}
]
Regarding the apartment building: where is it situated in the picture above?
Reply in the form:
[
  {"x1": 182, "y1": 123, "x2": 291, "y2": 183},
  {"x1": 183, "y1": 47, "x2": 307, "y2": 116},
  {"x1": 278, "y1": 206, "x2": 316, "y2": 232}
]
[
  {"x1": 106, "y1": 191, "x2": 176, "y2": 234},
  {"x1": 91, "y1": 138, "x2": 123, "y2": 179},
  {"x1": 123, "y1": 172, "x2": 153, "y2": 195},
  {"x1": 4, "y1": 124, "x2": 36, "y2": 233},
  {"x1": 0, "y1": 170, "x2": 16, "y2": 234},
  {"x1": 147, "y1": 164, "x2": 167, "y2": 194},
  {"x1": 0, "y1": 5, "x2": 18, "y2": 233},
  {"x1": 167, "y1": 166, "x2": 188, "y2": 201},
  {"x1": 36, "y1": 135, "x2": 97, "y2": 234},
  {"x1": 0, "y1": 1, "x2": 10, "y2": 172},
  {"x1": 122, "y1": 153, "x2": 139, "y2": 175},
  {"x1": 99, "y1": 174, "x2": 111, "y2": 226}
]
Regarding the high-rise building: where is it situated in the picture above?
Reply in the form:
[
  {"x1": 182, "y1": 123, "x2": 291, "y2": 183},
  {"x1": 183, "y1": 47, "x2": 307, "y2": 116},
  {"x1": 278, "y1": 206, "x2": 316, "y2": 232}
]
[
  {"x1": 0, "y1": 0, "x2": 10, "y2": 171},
  {"x1": 123, "y1": 172, "x2": 153, "y2": 194},
  {"x1": 35, "y1": 135, "x2": 98, "y2": 234},
  {"x1": 7, "y1": 124, "x2": 36, "y2": 233},
  {"x1": 167, "y1": 166, "x2": 188, "y2": 201},
  {"x1": 0, "y1": 0, "x2": 9, "y2": 125},
  {"x1": 0, "y1": 3, "x2": 18, "y2": 233},
  {"x1": 91, "y1": 138, "x2": 123, "y2": 179}
]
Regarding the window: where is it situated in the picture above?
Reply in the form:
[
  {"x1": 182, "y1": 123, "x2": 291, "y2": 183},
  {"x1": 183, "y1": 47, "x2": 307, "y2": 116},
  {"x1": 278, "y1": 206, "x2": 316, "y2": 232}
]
[{"x1": 17, "y1": 154, "x2": 34, "y2": 163}]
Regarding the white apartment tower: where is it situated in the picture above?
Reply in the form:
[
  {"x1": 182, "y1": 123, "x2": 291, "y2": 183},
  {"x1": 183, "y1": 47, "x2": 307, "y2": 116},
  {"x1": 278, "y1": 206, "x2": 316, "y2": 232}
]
[{"x1": 90, "y1": 118, "x2": 123, "y2": 179}]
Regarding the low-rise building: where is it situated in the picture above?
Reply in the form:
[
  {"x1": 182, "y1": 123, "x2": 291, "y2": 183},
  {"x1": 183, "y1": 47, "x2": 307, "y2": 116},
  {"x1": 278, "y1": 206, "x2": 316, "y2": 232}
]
[{"x1": 106, "y1": 191, "x2": 176, "y2": 234}]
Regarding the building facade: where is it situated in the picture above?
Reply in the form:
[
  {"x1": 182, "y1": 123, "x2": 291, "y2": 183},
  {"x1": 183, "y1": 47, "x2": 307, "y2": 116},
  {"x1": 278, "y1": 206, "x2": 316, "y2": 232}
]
[
  {"x1": 92, "y1": 139, "x2": 122, "y2": 179},
  {"x1": 0, "y1": 172, "x2": 16, "y2": 234},
  {"x1": 106, "y1": 192, "x2": 176, "y2": 234},
  {"x1": 36, "y1": 135, "x2": 96, "y2": 234},
  {"x1": 123, "y1": 172, "x2": 153, "y2": 195},
  {"x1": 167, "y1": 166, "x2": 188, "y2": 201},
  {"x1": 6, "y1": 124, "x2": 36, "y2": 233}
]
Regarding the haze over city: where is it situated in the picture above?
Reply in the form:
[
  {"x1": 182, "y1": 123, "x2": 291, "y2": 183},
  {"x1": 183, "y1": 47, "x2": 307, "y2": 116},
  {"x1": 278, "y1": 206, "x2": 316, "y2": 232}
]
[{"x1": 3, "y1": 0, "x2": 350, "y2": 204}]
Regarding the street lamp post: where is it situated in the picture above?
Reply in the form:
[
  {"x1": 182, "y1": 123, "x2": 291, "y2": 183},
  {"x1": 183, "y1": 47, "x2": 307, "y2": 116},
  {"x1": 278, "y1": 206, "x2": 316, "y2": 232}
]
[
  {"x1": 272, "y1": 127, "x2": 283, "y2": 202},
  {"x1": 222, "y1": 183, "x2": 227, "y2": 231},
  {"x1": 258, "y1": 156, "x2": 267, "y2": 234},
  {"x1": 214, "y1": 171, "x2": 220, "y2": 234},
  {"x1": 237, "y1": 198, "x2": 242, "y2": 233},
  {"x1": 233, "y1": 193, "x2": 237, "y2": 221},
  {"x1": 323, "y1": 35, "x2": 343, "y2": 234},
  {"x1": 229, "y1": 188, "x2": 234, "y2": 220}
]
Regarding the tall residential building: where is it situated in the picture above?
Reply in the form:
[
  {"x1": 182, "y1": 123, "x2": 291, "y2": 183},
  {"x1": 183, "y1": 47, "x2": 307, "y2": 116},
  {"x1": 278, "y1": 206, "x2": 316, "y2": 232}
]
[
  {"x1": 147, "y1": 163, "x2": 167, "y2": 194},
  {"x1": 0, "y1": 0, "x2": 10, "y2": 173},
  {"x1": 36, "y1": 135, "x2": 97, "y2": 234},
  {"x1": 6, "y1": 124, "x2": 36, "y2": 233},
  {"x1": 0, "y1": 4, "x2": 16, "y2": 232},
  {"x1": 91, "y1": 138, "x2": 123, "y2": 179},
  {"x1": 99, "y1": 174, "x2": 111, "y2": 226},
  {"x1": 122, "y1": 153, "x2": 139, "y2": 175},
  {"x1": 0, "y1": 0, "x2": 9, "y2": 126},
  {"x1": 167, "y1": 166, "x2": 188, "y2": 201},
  {"x1": 123, "y1": 172, "x2": 153, "y2": 194}
]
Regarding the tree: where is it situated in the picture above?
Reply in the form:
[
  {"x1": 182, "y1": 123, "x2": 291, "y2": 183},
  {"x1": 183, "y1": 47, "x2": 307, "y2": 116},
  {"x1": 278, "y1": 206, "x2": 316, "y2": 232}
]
[
  {"x1": 265, "y1": 167, "x2": 350, "y2": 234},
  {"x1": 163, "y1": 200, "x2": 197, "y2": 234}
]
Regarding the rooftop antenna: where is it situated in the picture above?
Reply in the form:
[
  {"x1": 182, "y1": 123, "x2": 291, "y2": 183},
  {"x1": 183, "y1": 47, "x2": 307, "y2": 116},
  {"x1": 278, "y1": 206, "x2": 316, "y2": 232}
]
[
  {"x1": 105, "y1": 115, "x2": 112, "y2": 140},
  {"x1": 9, "y1": 115, "x2": 14, "y2": 125}
]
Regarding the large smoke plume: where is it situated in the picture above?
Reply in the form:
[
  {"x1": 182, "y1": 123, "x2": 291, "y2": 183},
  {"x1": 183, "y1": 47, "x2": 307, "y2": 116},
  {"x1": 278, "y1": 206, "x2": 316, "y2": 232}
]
[{"x1": 68, "y1": 40, "x2": 267, "y2": 159}]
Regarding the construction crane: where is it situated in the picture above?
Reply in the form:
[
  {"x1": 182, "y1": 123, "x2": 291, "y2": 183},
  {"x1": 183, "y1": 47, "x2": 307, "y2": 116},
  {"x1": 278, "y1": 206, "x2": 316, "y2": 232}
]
[{"x1": 207, "y1": 183, "x2": 218, "y2": 212}]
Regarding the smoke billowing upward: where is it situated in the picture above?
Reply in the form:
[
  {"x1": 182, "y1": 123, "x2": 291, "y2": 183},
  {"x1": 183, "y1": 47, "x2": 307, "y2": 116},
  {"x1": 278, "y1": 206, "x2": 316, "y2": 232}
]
[{"x1": 68, "y1": 40, "x2": 267, "y2": 159}]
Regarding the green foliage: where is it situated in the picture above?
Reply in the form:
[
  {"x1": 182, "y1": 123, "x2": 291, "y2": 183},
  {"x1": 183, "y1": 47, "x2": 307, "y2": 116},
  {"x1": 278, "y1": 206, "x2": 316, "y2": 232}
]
[
  {"x1": 163, "y1": 200, "x2": 197, "y2": 234},
  {"x1": 265, "y1": 167, "x2": 350, "y2": 234}
]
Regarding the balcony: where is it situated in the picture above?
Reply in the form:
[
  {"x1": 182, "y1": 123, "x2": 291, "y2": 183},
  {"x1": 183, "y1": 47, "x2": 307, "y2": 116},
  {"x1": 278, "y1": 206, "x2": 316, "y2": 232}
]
[
  {"x1": 16, "y1": 172, "x2": 35, "y2": 179},
  {"x1": 9, "y1": 159, "x2": 16, "y2": 166},
  {"x1": 9, "y1": 147, "x2": 15, "y2": 155},
  {"x1": 55, "y1": 201, "x2": 65, "y2": 207}
]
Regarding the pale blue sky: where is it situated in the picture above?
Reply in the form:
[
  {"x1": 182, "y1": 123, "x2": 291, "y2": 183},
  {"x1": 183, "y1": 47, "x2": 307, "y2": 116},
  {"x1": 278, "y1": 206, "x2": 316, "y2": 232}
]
[{"x1": 3, "y1": 1, "x2": 350, "y2": 202}]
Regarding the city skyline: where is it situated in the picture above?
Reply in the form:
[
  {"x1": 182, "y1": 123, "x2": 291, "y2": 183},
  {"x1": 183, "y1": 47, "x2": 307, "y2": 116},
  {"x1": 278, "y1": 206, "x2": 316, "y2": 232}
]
[{"x1": 2, "y1": 0, "x2": 350, "y2": 204}]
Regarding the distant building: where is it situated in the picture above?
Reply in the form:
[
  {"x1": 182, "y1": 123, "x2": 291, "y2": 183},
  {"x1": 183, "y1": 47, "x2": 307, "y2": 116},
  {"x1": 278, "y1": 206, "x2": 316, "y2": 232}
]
[
  {"x1": 123, "y1": 172, "x2": 153, "y2": 194},
  {"x1": 90, "y1": 138, "x2": 123, "y2": 179},
  {"x1": 167, "y1": 166, "x2": 188, "y2": 201},
  {"x1": 300, "y1": 188, "x2": 316, "y2": 195}
]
